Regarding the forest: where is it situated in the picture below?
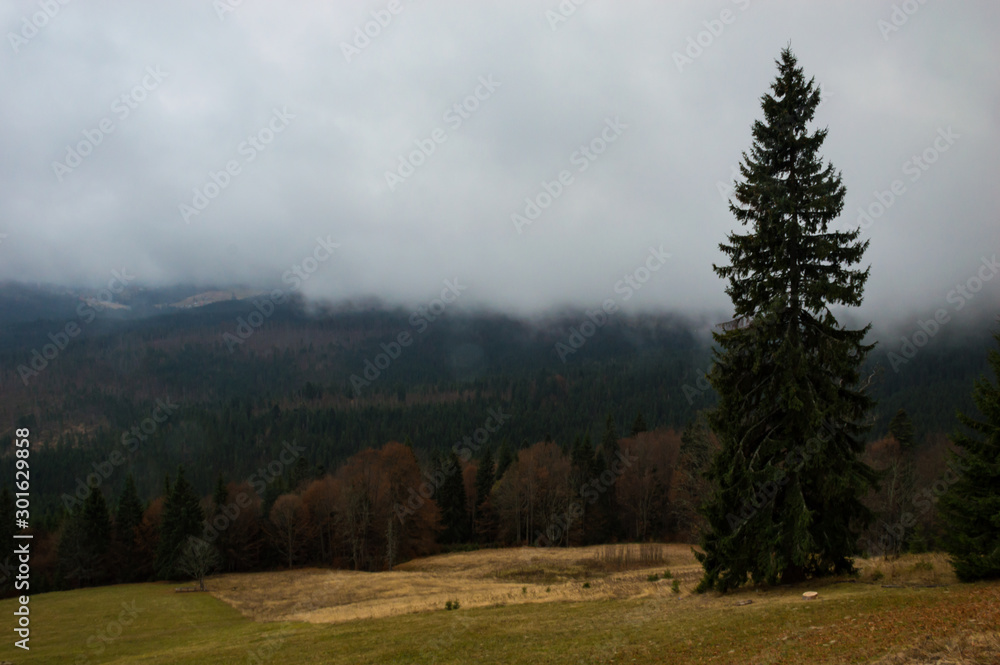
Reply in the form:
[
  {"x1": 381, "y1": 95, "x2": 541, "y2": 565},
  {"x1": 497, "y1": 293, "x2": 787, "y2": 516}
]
[{"x1": 0, "y1": 283, "x2": 996, "y2": 594}]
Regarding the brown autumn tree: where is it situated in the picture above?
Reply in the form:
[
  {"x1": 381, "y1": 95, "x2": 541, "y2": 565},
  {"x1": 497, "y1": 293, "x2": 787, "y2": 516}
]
[
  {"x1": 493, "y1": 441, "x2": 573, "y2": 545},
  {"x1": 301, "y1": 475, "x2": 340, "y2": 565},
  {"x1": 334, "y1": 441, "x2": 439, "y2": 570},
  {"x1": 269, "y1": 493, "x2": 311, "y2": 568},
  {"x1": 617, "y1": 429, "x2": 682, "y2": 541}
]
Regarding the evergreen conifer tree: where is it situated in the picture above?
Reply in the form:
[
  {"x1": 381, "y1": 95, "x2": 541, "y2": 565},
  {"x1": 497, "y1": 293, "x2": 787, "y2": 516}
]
[
  {"x1": 495, "y1": 444, "x2": 513, "y2": 483},
  {"x1": 939, "y1": 331, "x2": 1000, "y2": 581},
  {"x1": 631, "y1": 411, "x2": 648, "y2": 437},
  {"x1": 436, "y1": 452, "x2": 469, "y2": 543},
  {"x1": 888, "y1": 408, "x2": 916, "y2": 450},
  {"x1": 697, "y1": 47, "x2": 877, "y2": 591},
  {"x1": 473, "y1": 447, "x2": 497, "y2": 542},
  {"x1": 114, "y1": 474, "x2": 145, "y2": 582},
  {"x1": 155, "y1": 466, "x2": 204, "y2": 579}
]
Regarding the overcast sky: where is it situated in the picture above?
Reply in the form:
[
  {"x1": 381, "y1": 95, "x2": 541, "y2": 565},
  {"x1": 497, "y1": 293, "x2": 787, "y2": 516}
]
[{"x1": 1, "y1": 0, "x2": 997, "y2": 319}]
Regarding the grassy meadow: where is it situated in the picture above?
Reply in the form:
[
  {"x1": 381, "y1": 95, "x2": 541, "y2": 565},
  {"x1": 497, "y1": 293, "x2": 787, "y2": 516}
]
[{"x1": 1, "y1": 546, "x2": 998, "y2": 665}]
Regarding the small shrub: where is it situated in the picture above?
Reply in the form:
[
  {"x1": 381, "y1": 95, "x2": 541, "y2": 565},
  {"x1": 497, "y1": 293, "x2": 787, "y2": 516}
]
[
  {"x1": 671, "y1": 579, "x2": 680, "y2": 594},
  {"x1": 663, "y1": 570, "x2": 673, "y2": 579},
  {"x1": 583, "y1": 582, "x2": 591, "y2": 589},
  {"x1": 871, "y1": 570, "x2": 884, "y2": 582},
  {"x1": 545, "y1": 586, "x2": 551, "y2": 593},
  {"x1": 445, "y1": 600, "x2": 453, "y2": 610},
  {"x1": 647, "y1": 574, "x2": 659, "y2": 582},
  {"x1": 522, "y1": 587, "x2": 527, "y2": 594},
  {"x1": 445, "y1": 600, "x2": 460, "y2": 610}
]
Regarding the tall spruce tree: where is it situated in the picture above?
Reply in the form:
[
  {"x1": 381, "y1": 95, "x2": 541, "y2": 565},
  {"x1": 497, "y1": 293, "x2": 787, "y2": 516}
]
[
  {"x1": 697, "y1": 47, "x2": 877, "y2": 592},
  {"x1": 114, "y1": 474, "x2": 145, "y2": 582},
  {"x1": 59, "y1": 489, "x2": 112, "y2": 587},
  {"x1": 631, "y1": 411, "x2": 648, "y2": 437},
  {"x1": 155, "y1": 466, "x2": 204, "y2": 579},
  {"x1": 473, "y1": 447, "x2": 497, "y2": 541},
  {"x1": 436, "y1": 452, "x2": 470, "y2": 544},
  {"x1": 888, "y1": 408, "x2": 915, "y2": 450},
  {"x1": 592, "y1": 413, "x2": 622, "y2": 542},
  {"x1": 494, "y1": 444, "x2": 513, "y2": 483},
  {"x1": 939, "y1": 330, "x2": 1000, "y2": 581}
]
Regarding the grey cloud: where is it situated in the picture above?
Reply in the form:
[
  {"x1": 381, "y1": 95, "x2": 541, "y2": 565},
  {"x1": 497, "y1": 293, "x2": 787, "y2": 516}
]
[{"x1": 1, "y1": 0, "x2": 997, "y2": 320}]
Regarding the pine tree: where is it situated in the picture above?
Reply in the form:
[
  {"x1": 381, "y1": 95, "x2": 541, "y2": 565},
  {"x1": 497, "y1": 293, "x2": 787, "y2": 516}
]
[
  {"x1": 473, "y1": 447, "x2": 497, "y2": 542},
  {"x1": 82, "y1": 488, "x2": 112, "y2": 570},
  {"x1": 888, "y1": 408, "x2": 915, "y2": 450},
  {"x1": 697, "y1": 47, "x2": 877, "y2": 592},
  {"x1": 631, "y1": 411, "x2": 648, "y2": 437},
  {"x1": 599, "y1": 413, "x2": 620, "y2": 465},
  {"x1": 155, "y1": 466, "x2": 205, "y2": 579},
  {"x1": 114, "y1": 474, "x2": 145, "y2": 582},
  {"x1": 435, "y1": 452, "x2": 469, "y2": 544},
  {"x1": 59, "y1": 489, "x2": 112, "y2": 587},
  {"x1": 939, "y1": 331, "x2": 1000, "y2": 581},
  {"x1": 209, "y1": 474, "x2": 231, "y2": 571},
  {"x1": 495, "y1": 444, "x2": 513, "y2": 482},
  {"x1": 592, "y1": 414, "x2": 622, "y2": 542},
  {"x1": 212, "y1": 473, "x2": 228, "y2": 509}
]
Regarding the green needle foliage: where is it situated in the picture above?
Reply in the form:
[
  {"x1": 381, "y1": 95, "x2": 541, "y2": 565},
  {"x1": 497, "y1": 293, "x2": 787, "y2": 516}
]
[
  {"x1": 939, "y1": 330, "x2": 1000, "y2": 582},
  {"x1": 696, "y1": 47, "x2": 878, "y2": 592}
]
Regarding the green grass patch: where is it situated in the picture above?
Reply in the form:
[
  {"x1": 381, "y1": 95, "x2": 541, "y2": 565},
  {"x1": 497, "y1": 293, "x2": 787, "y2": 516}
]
[{"x1": 1, "y1": 578, "x2": 997, "y2": 664}]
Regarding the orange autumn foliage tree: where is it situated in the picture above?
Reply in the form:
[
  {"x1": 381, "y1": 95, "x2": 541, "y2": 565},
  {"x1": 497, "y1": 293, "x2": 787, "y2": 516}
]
[{"x1": 333, "y1": 441, "x2": 439, "y2": 570}]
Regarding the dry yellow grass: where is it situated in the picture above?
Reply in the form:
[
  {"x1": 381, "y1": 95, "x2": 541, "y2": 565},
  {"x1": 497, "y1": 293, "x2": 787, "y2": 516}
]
[
  {"x1": 209, "y1": 543, "x2": 702, "y2": 624},
  {"x1": 206, "y1": 544, "x2": 999, "y2": 665},
  {"x1": 855, "y1": 551, "x2": 958, "y2": 586}
]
